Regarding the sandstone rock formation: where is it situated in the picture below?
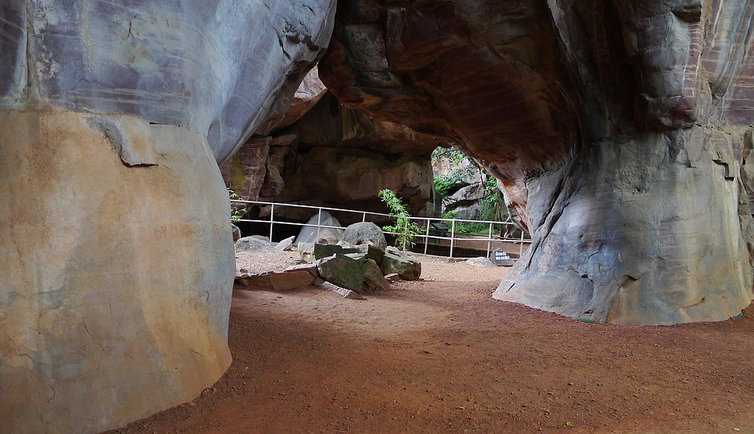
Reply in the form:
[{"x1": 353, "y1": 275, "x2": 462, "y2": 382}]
[
  {"x1": 0, "y1": 1, "x2": 335, "y2": 433},
  {"x1": 320, "y1": 0, "x2": 754, "y2": 324},
  {"x1": 222, "y1": 86, "x2": 445, "y2": 224}
]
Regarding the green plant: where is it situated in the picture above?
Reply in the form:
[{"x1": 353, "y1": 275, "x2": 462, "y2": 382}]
[
  {"x1": 227, "y1": 188, "x2": 246, "y2": 223},
  {"x1": 379, "y1": 189, "x2": 422, "y2": 251}
]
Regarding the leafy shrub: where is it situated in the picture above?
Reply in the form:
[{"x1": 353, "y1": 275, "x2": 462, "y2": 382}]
[{"x1": 379, "y1": 189, "x2": 422, "y2": 251}]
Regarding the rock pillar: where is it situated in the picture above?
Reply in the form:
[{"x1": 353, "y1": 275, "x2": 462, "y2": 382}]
[{"x1": 0, "y1": 110, "x2": 233, "y2": 433}]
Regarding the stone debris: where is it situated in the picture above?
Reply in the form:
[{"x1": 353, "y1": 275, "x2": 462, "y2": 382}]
[
  {"x1": 235, "y1": 236, "x2": 274, "y2": 253},
  {"x1": 466, "y1": 257, "x2": 497, "y2": 268},
  {"x1": 235, "y1": 241, "x2": 424, "y2": 298},
  {"x1": 317, "y1": 254, "x2": 368, "y2": 293},
  {"x1": 380, "y1": 247, "x2": 422, "y2": 280},
  {"x1": 318, "y1": 281, "x2": 366, "y2": 300},
  {"x1": 275, "y1": 235, "x2": 296, "y2": 251}
]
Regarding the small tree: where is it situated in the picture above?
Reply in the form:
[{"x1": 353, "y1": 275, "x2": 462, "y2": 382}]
[
  {"x1": 227, "y1": 188, "x2": 246, "y2": 223},
  {"x1": 379, "y1": 189, "x2": 422, "y2": 251}
]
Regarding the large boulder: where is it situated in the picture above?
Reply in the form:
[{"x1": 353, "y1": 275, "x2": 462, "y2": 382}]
[
  {"x1": 321, "y1": 0, "x2": 754, "y2": 325},
  {"x1": 0, "y1": 111, "x2": 234, "y2": 433},
  {"x1": 342, "y1": 222, "x2": 388, "y2": 251},
  {"x1": 0, "y1": 1, "x2": 336, "y2": 433}
]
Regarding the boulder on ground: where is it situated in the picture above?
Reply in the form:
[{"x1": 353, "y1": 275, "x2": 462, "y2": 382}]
[
  {"x1": 270, "y1": 270, "x2": 316, "y2": 290},
  {"x1": 295, "y1": 211, "x2": 344, "y2": 245},
  {"x1": 235, "y1": 272, "x2": 274, "y2": 290},
  {"x1": 363, "y1": 259, "x2": 392, "y2": 292},
  {"x1": 467, "y1": 257, "x2": 497, "y2": 268},
  {"x1": 275, "y1": 235, "x2": 296, "y2": 251},
  {"x1": 317, "y1": 254, "x2": 368, "y2": 292},
  {"x1": 236, "y1": 236, "x2": 274, "y2": 252},
  {"x1": 381, "y1": 247, "x2": 421, "y2": 280},
  {"x1": 348, "y1": 243, "x2": 386, "y2": 265},
  {"x1": 342, "y1": 222, "x2": 388, "y2": 251}
]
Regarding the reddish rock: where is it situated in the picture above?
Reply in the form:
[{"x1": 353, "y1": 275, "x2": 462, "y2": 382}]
[{"x1": 320, "y1": 0, "x2": 754, "y2": 325}]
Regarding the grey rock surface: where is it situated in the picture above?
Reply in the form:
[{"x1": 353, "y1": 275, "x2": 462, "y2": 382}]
[
  {"x1": 317, "y1": 254, "x2": 368, "y2": 293},
  {"x1": 343, "y1": 222, "x2": 388, "y2": 251},
  {"x1": 321, "y1": 0, "x2": 754, "y2": 325},
  {"x1": 235, "y1": 236, "x2": 274, "y2": 253},
  {"x1": 0, "y1": 1, "x2": 337, "y2": 433},
  {"x1": 380, "y1": 247, "x2": 422, "y2": 281},
  {"x1": 466, "y1": 257, "x2": 497, "y2": 268},
  {"x1": 0, "y1": 0, "x2": 336, "y2": 165}
]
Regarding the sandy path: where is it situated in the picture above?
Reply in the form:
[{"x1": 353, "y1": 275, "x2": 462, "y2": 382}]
[{"x1": 106, "y1": 254, "x2": 754, "y2": 434}]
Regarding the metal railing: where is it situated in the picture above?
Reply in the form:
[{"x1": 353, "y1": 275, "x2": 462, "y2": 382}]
[{"x1": 231, "y1": 199, "x2": 531, "y2": 259}]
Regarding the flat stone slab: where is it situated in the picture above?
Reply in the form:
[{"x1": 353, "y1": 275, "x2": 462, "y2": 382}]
[
  {"x1": 318, "y1": 281, "x2": 366, "y2": 300},
  {"x1": 271, "y1": 269, "x2": 316, "y2": 290}
]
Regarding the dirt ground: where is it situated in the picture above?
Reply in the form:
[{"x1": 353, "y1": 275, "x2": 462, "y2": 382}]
[{"x1": 107, "y1": 252, "x2": 754, "y2": 434}]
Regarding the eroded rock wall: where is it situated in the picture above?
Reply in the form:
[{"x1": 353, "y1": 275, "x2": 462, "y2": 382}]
[
  {"x1": 320, "y1": 0, "x2": 754, "y2": 324},
  {"x1": 222, "y1": 90, "x2": 441, "y2": 224},
  {"x1": 0, "y1": 1, "x2": 335, "y2": 433}
]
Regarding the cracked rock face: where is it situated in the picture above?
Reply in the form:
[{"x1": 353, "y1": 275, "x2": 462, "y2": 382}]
[
  {"x1": 0, "y1": 1, "x2": 335, "y2": 433},
  {"x1": 321, "y1": 0, "x2": 754, "y2": 324}
]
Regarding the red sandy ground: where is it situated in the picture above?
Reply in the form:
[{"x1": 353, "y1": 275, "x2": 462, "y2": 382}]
[{"x1": 106, "y1": 254, "x2": 754, "y2": 434}]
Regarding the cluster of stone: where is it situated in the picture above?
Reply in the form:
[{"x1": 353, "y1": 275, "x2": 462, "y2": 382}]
[{"x1": 235, "y1": 222, "x2": 421, "y2": 298}]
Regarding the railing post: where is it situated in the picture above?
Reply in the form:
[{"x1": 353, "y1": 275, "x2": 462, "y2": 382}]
[
  {"x1": 362, "y1": 212, "x2": 366, "y2": 222},
  {"x1": 269, "y1": 203, "x2": 275, "y2": 242},
  {"x1": 450, "y1": 219, "x2": 456, "y2": 258},
  {"x1": 316, "y1": 208, "x2": 322, "y2": 242},
  {"x1": 486, "y1": 222, "x2": 493, "y2": 258},
  {"x1": 424, "y1": 219, "x2": 430, "y2": 255}
]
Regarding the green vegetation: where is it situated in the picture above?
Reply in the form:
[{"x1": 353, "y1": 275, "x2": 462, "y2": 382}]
[
  {"x1": 227, "y1": 188, "x2": 246, "y2": 223},
  {"x1": 433, "y1": 147, "x2": 508, "y2": 235},
  {"x1": 379, "y1": 189, "x2": 422, "y2": 251}
]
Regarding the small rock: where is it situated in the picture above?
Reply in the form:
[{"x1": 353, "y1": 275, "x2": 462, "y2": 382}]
[
  {"x1": 318, "y1": 281, "x2": 366, "y2": 300},
  {"x1": 275, "y1": 235, "x2": 295, "y2": 251},
  {"x1": 466, "y1": 257, "x2": 497, "y2": 268},
  {"x1": 270, "y1": 270, "x2": 316, "y2": 290},
  {"x1": 235, "y1": 236, "x2": 274, "y2": 252},
  {"x1": 231, "y1": 224, "x2": 242, "y2": 242}
]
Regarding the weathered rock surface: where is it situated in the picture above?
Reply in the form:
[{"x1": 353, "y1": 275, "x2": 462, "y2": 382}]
[
  {"x1": 222, "y1": 90, "x2": 440, "y2": 223},
  {"x1": 321, "y1": 0, "x2": 754, "y2": 324},
  {"x1": 380, "y1": 247, "x2": 422, "y2": 281},
  {"x1": 317, "y1": 255, "x2": 368, "y2": 293},
  {"x1": 0, "y1": 1, "x2": 336, "y2": 433},
  {"x1": 0, "y1": 110, "x2": 234, "y2": 433},
  {"x1": 235, "y1": 236, "x2": 275, "y2": 253},
  {"x1": 342, "y1": 222, "x2": 388, "y2": 251}
]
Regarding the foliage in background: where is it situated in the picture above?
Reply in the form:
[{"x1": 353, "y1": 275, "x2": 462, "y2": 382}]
[
  {"x1": 379, "y1": 189, "x2": 422, "y2": 251},
  {"x1": 227, "y1": 188, "x2": 246, "y2": 223},
  {"x1": 432, "y1": 147, "x2": 478, "y2": 196}
]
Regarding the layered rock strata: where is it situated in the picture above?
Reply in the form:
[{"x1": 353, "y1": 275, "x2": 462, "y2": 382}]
[
  {"x1": 0, "y1": 1, "x2": 335, "y2": 433},
  {"x1": 222, "y1": 90, "x2": 442, "y2": 223},
  {"x1": 320, "y1": 0, "x2": 754, "y2": 324}
]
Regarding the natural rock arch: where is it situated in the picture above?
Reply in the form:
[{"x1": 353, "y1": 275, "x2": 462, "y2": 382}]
[{"x1": 319, "y1": 0, "x2": 754, "y2": 325}]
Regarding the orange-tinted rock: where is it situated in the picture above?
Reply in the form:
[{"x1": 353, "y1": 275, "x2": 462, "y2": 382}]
[{"x1": 321, "y1": 0, "x2": 754, "y2": 325}]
